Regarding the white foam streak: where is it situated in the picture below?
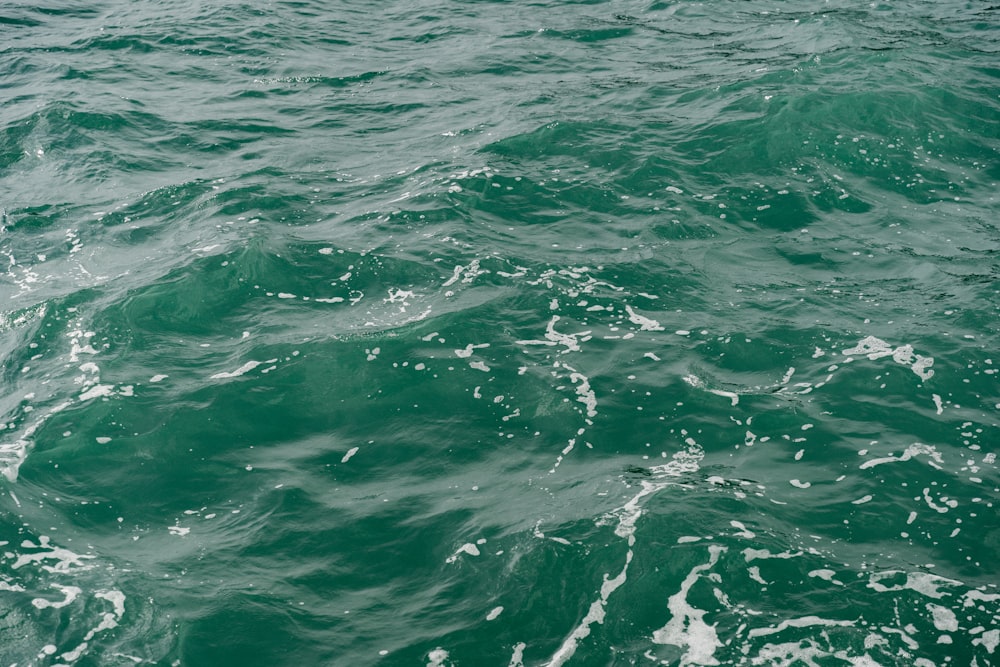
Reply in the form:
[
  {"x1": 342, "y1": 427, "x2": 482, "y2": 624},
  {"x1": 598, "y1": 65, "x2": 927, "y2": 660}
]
[
  {"x1": 748, "y1": 615, "x2": 855, "y2": 638},
  {"x1": 624, "y1": 305, "x2": 664, "y2": 331},
  {"x1": 210, "y1": 360, "x2": 263, "y2": 379},
  {"x1": 926, "y1": 603, "x2": 958, "y2": 632},
  {"x1": 445, "y1": 543, "x2": 481, "y2": 563},
  {"x1": 545, "y1": 553, "x2": 632, "y2": 667},
  {"x1": 79, "y1": 384, "x2": 115, "y2": 401},
  {"x1": 517, "y1": 316, "x2": 590, "y2": 354},
  {"x1": 12, "y1": 536, "x2": 96, "y2": 573},
  {"x1": 842, "y1": 336, "x2": 934, "y2": 380},
  {"x1": 508, "y1": 642, "x2": 527, "y2": 667},
  {"x1": 973, "y1": 629, "x2": 999, "y2": 654},
  {"x1": 867, "y1": 570, "x2": 961, "y2": 599},
  {"x1": 0, "y1": 400, "x2": 72, "y2": 482},
  {"x1": 560, "y1": 362, "x2": 597, "y2": 418},
  {"x1": 743, "y1": 548, "x2": 802, "y2": 563},
  {"x1": 683, "y1": 374, "x2": 739, "y2": 406},
  {"x1": 31, "y1": 584, "x2": 82, "y2": 609},
  {"x1": 442, "y1": 258, "x2": 487, "y2": 287},
  {"x1": 455, "y1": 343, "x2": 489, "y2": 358},
  {"x1": 651, "y1": 545, "x2": 726, "y2": 665},
  {"x1": 548, "y1": 437, "x2": 706, "y2": 666},
  {"x1": 859, "y1": 443, "x2": 942, "y2": 470},
  {"x1": 708, "y1": 388, "x2": 739, "y2": 406}
]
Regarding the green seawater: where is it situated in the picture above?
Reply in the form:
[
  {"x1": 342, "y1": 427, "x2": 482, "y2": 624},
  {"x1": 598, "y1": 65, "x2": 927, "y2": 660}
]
[{"x1": 1, "y1": 1, "x2": 999, "y2": 665}]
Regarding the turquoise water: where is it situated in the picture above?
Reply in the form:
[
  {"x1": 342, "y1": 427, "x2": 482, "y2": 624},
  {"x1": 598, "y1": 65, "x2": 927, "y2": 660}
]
[{"x1": 2, "y1": 1, "x2": 999, "y2": 664}]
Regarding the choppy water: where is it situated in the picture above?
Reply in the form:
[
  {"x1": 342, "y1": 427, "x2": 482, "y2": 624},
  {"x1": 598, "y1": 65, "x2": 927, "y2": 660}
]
[{"x1": 2, "y1": 1, "x2": 999, "y2": 665}]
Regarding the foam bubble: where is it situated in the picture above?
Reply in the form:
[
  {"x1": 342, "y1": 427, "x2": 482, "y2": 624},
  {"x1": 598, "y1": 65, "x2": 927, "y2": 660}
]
[
  {"x1": 973, "y1": 629, "x2": 999, "y2": 654},
  {"x1": 445, "y1": 543, "x2": 481, "y2": 563},
  {"x1": 508, "y1": 642, "x2": 526, "y2": 667},
  {"x1": 926, "y1": 603, "x2": 958, "y2": 632},
  {"x1": 427, "y1": 648, "x2": 450, "y2": 667}
]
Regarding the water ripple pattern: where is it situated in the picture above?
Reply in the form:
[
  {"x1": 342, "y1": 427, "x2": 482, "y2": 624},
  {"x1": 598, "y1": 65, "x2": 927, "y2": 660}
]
[{"x1": 1, "y1": 0, "x2": 998, "y2": 665}]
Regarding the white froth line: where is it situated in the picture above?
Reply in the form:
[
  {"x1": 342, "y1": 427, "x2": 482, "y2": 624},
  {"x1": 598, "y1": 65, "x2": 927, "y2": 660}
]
[
  {"x1": 516, "y1": 316, "x2": 589, "y2": 354},
  {"x1": 455, "y1": 343, "x2": 489, "y2": 358},
  {"x1": 683, "y1": 374, "x2": 739, "y2": 406},
  {"x1": 79, "y1": 384, "x2": 115, "y2": 401},
  {"x1": 926, "y1": 602, "x2": 958, "y2": 632},
  {"x1": 0, "y1": 400, "x2": 72, "y2": 482},
  {"x1": 808, "y1": 569, "x2": 845, "y2": 586},
  {"x1": 210, "y1": 360, "x2": 265, "y2": 379},
  {"x1": 973, "y1": 629, "x2": 999, "y2": 654},
  {"x1": 624, "y1": 304, "x2": 664, "y2": 331},
  {"x1": 508, "y1": 642, "x2": 527, "y2": 667},
  {"x1": 748, "y1": 566, "x2": 768, "y2": 586},
  {"x1": 548, "y1": 467, "x2": 697, "y2": 666},
  {"x1": 859, "y1": 443, "x2": 942, "y2": 470},
  {"x1": 545, "y1": 553, "x2": 632, "y2": 667},
  {"x1": 966, "y1": 589, "x2": 1000, "y2": 604},
  {"x1": 748, "y1": 615, "x2": 855, "y2": 638},
  {"x1": 563, "y1": 364, "x2": 597, "y2": 418},
  {"x1": 12, "y1": 537, "x2": 96, "y2": 573},
  {"x1": 445, "y1": 543, "x2": 481, "y2": 564},
  {"x1": 442, "y1": 264, "x2": 464, "y2": 287},
  {"x1": 867, "y1": 570, "x2": 961, "y2": 599},
  {"x1": 879, "y1": 625, "x2": 919, "y2": 651},
  {"x1": 31, "y1": 583, "x2": 82, "y2": 610},
  {"x1": 57, "y1": 590, "x2": 126, "y2": 664},
  {"x1": 921, "y1": 487, "x2": 953, "y2": 513},
  {"x1": 730, "y1": 520, "x2": 755, "y2": 539},
  {"x1": 743, "y1": 548, "x2": 802, "y2": 563},
  {"x1": 708, "y1": 388, "x2": 739, "y2": 406},
  {"x1": 651, "y1": 545, "x2": 726, "y2": 665},
  {"x1": 841, "y1": 335, "x2": 934, "y2": 380},
  {"x1": 442, "y1": 258, "x2": 487, "y2": 288}
]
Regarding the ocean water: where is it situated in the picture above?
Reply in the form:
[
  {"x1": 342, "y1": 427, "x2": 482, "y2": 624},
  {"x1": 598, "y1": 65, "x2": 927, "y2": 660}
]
[{"x1": 1, "y1": 0, "x2": 999, "y2": 664}]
